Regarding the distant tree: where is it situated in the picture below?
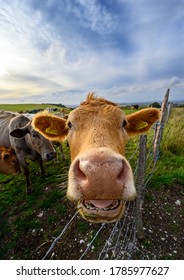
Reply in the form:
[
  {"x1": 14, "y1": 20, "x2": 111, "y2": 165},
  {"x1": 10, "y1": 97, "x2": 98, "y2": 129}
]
[{"x1": 149, "y1": 102, "x2": 161, "y2": 108}]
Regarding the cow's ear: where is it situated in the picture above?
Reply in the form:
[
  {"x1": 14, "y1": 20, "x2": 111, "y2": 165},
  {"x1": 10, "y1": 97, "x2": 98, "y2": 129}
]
[
  {"x1": 3, "y1": 153, "x2": 10, "y2": 161},
  {"x1": 32, "y1": 112, "x2": 68, "y2": 141},
  {"x1": 1, "y1": 151, "x2": 10, "y2": 160},
  {"x1": 10, "y1": 127, "x2": 29, "y2": 138},
  {"x1": 125, "y1": 108, "x2": 160, "y2": 136}
]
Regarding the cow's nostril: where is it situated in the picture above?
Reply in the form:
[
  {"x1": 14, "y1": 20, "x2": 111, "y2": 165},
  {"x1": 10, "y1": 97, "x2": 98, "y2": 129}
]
[
  {"x1": 47, "y1": 152, "x2": 56, "y2": 160},
  {"x1": 117, "y1": 160, "x2": 125, "y2": 181},
  {"x1": 76, "y1": 160, "x2": 88, "y2": 181}
]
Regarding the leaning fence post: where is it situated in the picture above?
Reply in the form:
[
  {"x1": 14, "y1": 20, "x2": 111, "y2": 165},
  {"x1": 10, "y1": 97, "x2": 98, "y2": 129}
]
[
  {"x1": 153, "y1": 89, "x2": 170, "y2": 161},
  {"x1": 166, "y1": 102, "x2": 173, "y2": 122},
  {"x1": 136, "y1": 134, "x2": 147, "y2": 239}
]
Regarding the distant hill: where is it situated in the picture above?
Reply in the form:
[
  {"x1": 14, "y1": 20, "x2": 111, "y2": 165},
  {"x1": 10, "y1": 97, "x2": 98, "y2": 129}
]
[{"x1": 118, "y1": 99, "x2": 184, "y2": 107}]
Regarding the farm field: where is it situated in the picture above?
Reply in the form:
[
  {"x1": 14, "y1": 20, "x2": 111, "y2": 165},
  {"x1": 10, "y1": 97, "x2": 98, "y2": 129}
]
[
  {"x1": 0, "y1": 103, "x2": 67, "y2": 112},
  {"x1": 0, "y1": 107, "x2": 183, "y2": 260}
]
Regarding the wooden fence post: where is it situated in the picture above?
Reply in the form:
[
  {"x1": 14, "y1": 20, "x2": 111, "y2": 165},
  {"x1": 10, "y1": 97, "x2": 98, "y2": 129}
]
[
  {"x1": 136, "y1": 134, "x2": 147, "y2": 239},
  {"x1": 153, "y1": 89, "x2": 170, "y2": 161},
  {"x1": 166, "y1": 102, "x2": 173, "y2": 122}
]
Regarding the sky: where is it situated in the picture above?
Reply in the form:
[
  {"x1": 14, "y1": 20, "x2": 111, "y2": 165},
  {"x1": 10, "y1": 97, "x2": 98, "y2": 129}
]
[{"x1": 0, "y1": 0, "x2": 184, "y2": 105}]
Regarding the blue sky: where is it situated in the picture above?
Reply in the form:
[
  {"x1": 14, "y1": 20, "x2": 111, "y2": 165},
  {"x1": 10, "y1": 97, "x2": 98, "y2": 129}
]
[{"x1": 0, "y1": 0, "x2": 184, "y2": 105}]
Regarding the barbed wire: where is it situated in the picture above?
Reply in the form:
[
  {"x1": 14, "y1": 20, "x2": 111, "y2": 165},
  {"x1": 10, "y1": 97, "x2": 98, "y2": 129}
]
[{"x1": 42, "y1": 210, "x2": 79, "y2": 260}]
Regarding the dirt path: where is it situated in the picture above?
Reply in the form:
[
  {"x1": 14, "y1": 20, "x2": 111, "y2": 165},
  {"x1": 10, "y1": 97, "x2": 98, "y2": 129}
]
[{"x1": 135, "y1": 184, "x2": 184, "y2": 259}]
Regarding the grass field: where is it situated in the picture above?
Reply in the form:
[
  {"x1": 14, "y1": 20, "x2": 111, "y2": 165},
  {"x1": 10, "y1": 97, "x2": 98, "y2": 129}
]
[
  {"x1": 0, "y1": 106, "x2": 183, "y2": 259},
  {"x1": 148, "y1": 108, "x2": 184, "y2": 188},
  {"x1": 0, "y1": 103, "x2": 65, "y2": 112}
]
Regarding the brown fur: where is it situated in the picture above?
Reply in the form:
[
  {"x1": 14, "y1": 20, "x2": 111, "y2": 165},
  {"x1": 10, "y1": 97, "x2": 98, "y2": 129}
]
[
  {"x1": 81, "y1": 92, "x2": 118, "y2": 107},
  {"x1": 0, "y1": 146, "x2": 20, "y2": 175}
]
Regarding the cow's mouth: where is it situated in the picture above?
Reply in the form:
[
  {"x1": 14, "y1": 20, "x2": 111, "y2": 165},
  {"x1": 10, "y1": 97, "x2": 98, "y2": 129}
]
[{"x1": 77, "y1": 199, "x2": 125, "y2": 223}]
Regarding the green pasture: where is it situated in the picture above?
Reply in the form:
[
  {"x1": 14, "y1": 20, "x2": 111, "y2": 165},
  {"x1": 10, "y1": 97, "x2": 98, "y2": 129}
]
[
  {"x1": 148, "y1": 107, "x2": 184, "y2": 188},
  {"x1": 0, "y1": 103, "x2": 65, "y2": 112}
]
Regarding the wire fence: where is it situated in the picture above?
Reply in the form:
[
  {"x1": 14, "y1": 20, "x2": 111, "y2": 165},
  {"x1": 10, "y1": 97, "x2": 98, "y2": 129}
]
[{"x1": 42, "y1": 89, "x2": 171, "y2": 260}]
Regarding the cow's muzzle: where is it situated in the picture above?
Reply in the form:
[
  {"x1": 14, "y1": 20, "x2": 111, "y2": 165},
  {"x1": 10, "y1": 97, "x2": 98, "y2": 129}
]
[
  {"x1": 68, "y1": 148, "x2": 136, "y2": 223},
  {"x1": 43, "y1": 151, "x2": 57, "y2": 161}
]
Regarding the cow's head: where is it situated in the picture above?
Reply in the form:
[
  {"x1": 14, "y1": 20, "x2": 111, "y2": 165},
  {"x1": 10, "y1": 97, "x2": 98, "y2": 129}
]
[
  {"x1": 32, "y1": 94, "x2": 160, "y2": 223},
  {"x1": 0, "y1": 146, "x2": 20, "y2": 175},
  {"x1": 10, "y1": 121, "x2": 56, "y2": 162}
]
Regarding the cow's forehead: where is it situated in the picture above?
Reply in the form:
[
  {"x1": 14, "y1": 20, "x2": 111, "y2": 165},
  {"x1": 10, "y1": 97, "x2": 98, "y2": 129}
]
[
  {"x1": 68, "y1": 101, "x2": 125, "y2": 123},
  {"x1": 30, "y1": 125, "x2": 42, "y2": 136}
]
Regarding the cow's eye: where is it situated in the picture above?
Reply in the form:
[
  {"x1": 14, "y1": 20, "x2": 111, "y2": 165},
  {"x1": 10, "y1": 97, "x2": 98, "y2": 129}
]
[
  {"x1": 122, "y1": 119, "x2": 127, "y2": 128},
  {"x1": 68, "y1": 121, "x2": 73, "y2": 129}
]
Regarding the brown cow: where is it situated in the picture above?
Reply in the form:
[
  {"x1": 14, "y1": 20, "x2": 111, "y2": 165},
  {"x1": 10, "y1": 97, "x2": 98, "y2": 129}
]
[
  {"x1": 32, "y1": 93, "x2": 160, "y2": 223},
  {"x1": 0, "y1": 146, "x2": 20, "y2": 175}
]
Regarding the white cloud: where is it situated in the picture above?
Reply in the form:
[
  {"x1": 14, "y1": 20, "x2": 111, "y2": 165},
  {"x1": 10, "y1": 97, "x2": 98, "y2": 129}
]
[{"x1": 169, "y1": 77, "x2": 181, "y2": 87}]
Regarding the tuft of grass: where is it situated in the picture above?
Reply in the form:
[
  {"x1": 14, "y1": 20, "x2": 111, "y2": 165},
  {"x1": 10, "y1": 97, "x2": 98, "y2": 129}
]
[
  {"x1": 161, "y1": 108, "x2": 184, "y2": 156},
  {"x1": 142, "y1": 239, "x2": 153, "y2": 249},
  {"x1": 40, "y1": 189, "x2": 65, "y2": 209},
  {"x1": 77, "y1": 221, "x2": 89, "y2": 233},
  {"x1": 148, "y1": 151, "x2": 184, "y2": 188}
]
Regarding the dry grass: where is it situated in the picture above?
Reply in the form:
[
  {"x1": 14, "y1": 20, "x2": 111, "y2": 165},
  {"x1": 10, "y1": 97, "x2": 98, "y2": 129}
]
[{"x1": 161, "y1": 108, "x2": 184, "y2": 156}]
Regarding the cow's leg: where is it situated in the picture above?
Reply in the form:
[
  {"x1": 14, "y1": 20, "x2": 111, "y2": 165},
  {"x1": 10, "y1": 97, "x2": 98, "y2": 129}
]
[
  {"x1": 23, "y1": 165, "x2": 33, "y2": 195},
  {"x1": 54, "y1": 146, "x2": 59, "y2": 163},
  {"x1": 59, "y1": 143, "x2": 66, "y2": 160},
  {"x1": 16, "y1": 155, "x2": 33, "y2": 194},
  {"x1": 54, "y1": 142, "x2": 65, "y2": 163},
  {"x1": 36, "y1": 154, "x2": 45, "y2": 175}
]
